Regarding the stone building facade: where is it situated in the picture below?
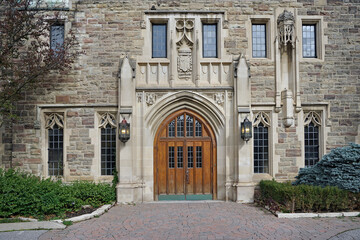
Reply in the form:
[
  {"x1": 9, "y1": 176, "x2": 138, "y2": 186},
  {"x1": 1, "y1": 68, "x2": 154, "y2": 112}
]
[{"x1": 1, "y1": 0, "x2": 359, "y2": 203}]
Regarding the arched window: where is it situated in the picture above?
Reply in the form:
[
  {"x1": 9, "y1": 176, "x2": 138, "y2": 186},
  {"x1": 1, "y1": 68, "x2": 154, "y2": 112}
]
[
  {"x1": 304, "y1": 112, "x2": 321, "y2": 167},
  {"x1": 45, "y1": 113, "x2": 64, "y2": 176},
  {"x1": 253, "y1": 112, "x2": 270, "y2": 174},
  {"x1": 99, "y1": 113, "x2": 117, "y2": 175}
]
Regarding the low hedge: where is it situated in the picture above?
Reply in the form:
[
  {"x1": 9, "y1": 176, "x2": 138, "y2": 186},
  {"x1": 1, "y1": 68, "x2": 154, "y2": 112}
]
[
  {"x1": 257, "y1": 180, "x2": 360, "y2": 213},
  {"x1": 0, "y1": 168, "x2": 116, "y2": 218}
]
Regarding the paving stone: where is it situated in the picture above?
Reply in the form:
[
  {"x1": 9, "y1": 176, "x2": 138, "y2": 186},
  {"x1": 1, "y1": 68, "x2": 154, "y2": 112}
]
[{"x1": 39, "y1": 202, "x2": 360, "y2": 240}]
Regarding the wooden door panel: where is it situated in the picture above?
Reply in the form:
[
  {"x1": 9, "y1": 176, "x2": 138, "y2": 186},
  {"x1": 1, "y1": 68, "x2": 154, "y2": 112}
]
[
  {"x1": 203, "y1": 141, "x2": 211, "y2": 194},
  {"x1": 155, "y1": 110, "x2": 216, "y2": 200},
  {"x1": 175, "y1": 143, "x2": 184, "y2": 194},
  {"x1": 158, "y1": 142, "x2": 167, "y2": 194}
]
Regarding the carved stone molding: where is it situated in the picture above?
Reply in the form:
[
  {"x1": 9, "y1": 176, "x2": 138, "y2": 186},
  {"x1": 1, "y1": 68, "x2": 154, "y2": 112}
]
[
  {"x1": 145, "y1": 93, "x2": 157, "y2": 106},
  {"x1": 176, "y1": 19, "x2": 194, "y2": 80},
  {"x1": 214, "y1": 93, "x2": 225, "y2": 106},
  {"x1": 137, "y1": 92, "x2": 143, "y2": 103},
  {"x1": 253, "y1": 112, "x2": 271, "y2": 127},
  {"x1": 99, "y1": 112, "x2": 117, "y2": 129},
  {"x1": 45, "y1": 113, "x2": 64, "y2": 129},
  {"x1": 304, "y1": 111, "x2": 321, "y2": 126},
  {"x1": 277, "y1": 10, "x2": 295, "y2": 48}
]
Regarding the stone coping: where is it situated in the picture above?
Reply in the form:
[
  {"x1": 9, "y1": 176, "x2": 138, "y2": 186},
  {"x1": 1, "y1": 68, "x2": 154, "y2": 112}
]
[{"x1": 276, "y1": 211, "x2": 360, "y2": 218}]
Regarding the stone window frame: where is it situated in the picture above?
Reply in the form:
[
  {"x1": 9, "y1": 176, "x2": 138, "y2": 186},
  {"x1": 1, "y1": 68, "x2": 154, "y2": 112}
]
[
  {"x1": 149, "y1": 18, "x2": 170, "y2": 60},
  {"x1": 95, "y1": 111, "x2": 118, "y2": 181},
  {"x1": 299, "y1": 105, "x2": 329, "y2": 169},
  {"x1": 251, "y1": 108, "x2": 277, "y2": 182},
  {"x1": 246, "y1": 15, "x2": 274, "y2": 61},
  {"x1": 152, "y1": 23, "x2": 168, "y2": 58},
  {"x1": 202, "y1": 22, "x2": 218, "y2": 58},
  {"x1": 303, "y1": 111, "x2": 321, "y2": 167},
  {"x1": 42, "y1": 111, "x2": 66, "y2": 179},
  {"x1": 297, "y1": 16, "x2": 325, "y2": 62},
  {"x1": 200, "y1": 17, "x2": 223, "y2": 60}
]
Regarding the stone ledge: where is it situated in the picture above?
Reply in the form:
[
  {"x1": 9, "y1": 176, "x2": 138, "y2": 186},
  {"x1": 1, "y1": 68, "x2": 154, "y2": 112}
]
[{"x1": 276, "y1": 212, "x2": 360, "y2": 219}]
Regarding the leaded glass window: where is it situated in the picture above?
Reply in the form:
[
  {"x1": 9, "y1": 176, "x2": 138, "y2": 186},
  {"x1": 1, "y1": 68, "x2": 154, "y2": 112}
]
[
  {"x1": 152, "y1": 24, "x2": 167, "y2": 58},
  {"x1": 177, "y1": 146, "x2": 183, "y2": 168},
  {"x1": 177, "y1": 115, "x2": 184, "y2": 137},
  {"x1": 254, "y1": 122, "x2": 269, "y2": 174},
  {"x1": 186, "y1": 116, "x2": 194, "y2": 137},
  {"x1": 252, "y1": 24, "x2": 266, "y2": 58},
  {"x1": 188, "y1": 146, "x2": 193, "y2": 168},
  {"x1": 203, "y1": 24, "x2": 217, "y2": 58},
  {"x1": 195, "y1": 120, "x2": 202, "y2": 137},
  {"x1": 305, "y1": 122, "x2": 319, "y2": 167},
  {"x1": 50, "y1": 24, "x2": 64, "y2": 52},
  {"x1": 168, "y1": 146, "x2": 175, "y2": 168},
  {"x1": 168, "y1": 120, "x2": 175, "y2": 137},
  {"x1": 48, "y1": 124, "x2": 63, "y2": 176},
  {"x1": 196, "y1": 146, "x2": 202, "y2": 168},
  {"x1": 302, "y1": 24, "x2": 316, "y2": 58},
  {"x1": 101, "y1": 124, "x2": 116, "y2": 175}
]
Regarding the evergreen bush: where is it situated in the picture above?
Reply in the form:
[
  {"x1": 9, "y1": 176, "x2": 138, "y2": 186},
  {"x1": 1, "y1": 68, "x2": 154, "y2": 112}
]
[
  {"x1": 293, "y1": 143, "x2": 360, "y2": 192},
  {"x1": 0, "y1": 168, "x2": 116, "y2": 218}
]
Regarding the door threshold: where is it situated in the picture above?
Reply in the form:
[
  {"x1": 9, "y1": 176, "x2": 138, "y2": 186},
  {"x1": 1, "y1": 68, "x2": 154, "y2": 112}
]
[{"x1": 146, "y1": 200, "x2": 225, "y2": 204}]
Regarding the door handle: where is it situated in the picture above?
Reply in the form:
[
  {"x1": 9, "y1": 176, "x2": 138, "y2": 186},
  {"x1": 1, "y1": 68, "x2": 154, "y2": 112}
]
[{"x1": 185, "y1": 170, "x2": 189, "y2": 184}]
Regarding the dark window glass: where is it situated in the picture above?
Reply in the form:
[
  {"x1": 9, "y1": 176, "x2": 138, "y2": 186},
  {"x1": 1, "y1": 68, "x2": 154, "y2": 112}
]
[
  {"x1": 203, "y1": 24, "x2": 217, "y2": 58},
  {"x1": 48, "y1": 124, "x2": 63, "y2": 176},
  {"x1": 168, "y1": 146, "x2": 175, "y2": 168},
  {"x1": 186, "y1": 115, "x2": 194, "y2": 137},
  {"x1": 195, "y1": 120, "x2": 202, "y2": 137},
  {"x1": 168, "y1": 120, "x2": 175, "y2": 137},
  {"x1": 302, "y1": 24, "x2": 316, "y2": 58},
  {"x1": 152, "y1": 24, "x2": 167, "y2": 58},
  {"x1": 252, "y1": 24, "x2": 266, "y2": 58},
  {"x1": 50, "y1": 25, "x2": 64, "y2": 51},
  {"x1": 101, "y1": 124, "x2": 116, "y2": 175},
  {"x1": 177, "y1": 146, "x2": 183, "y2": 168},
  {"x1": 177, "y1": 115, "x2": 184, "y2": 137},
  {"x1": 305, "y1": 122, "x2": 319, "y2": 167},
  {"x1": 253, "y1": 122, "x2": 269, "y2": 173},
  {"x1": 196, "y1": 146, "x2": 202, "y2": 168},
  {"x1": 188, "y1": 146, "x2": 193, "y2": 168}
]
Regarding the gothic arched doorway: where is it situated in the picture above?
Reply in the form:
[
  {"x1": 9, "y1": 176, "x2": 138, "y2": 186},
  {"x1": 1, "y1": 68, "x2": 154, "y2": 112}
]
[{"x1": 154, "y1": 109, "x2": 217, "y2": 200}]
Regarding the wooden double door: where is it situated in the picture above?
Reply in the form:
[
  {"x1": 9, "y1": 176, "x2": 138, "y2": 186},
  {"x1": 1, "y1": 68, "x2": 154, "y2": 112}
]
[{"x1": 154, "y1": 110, "x2": 217, "y2": 200}]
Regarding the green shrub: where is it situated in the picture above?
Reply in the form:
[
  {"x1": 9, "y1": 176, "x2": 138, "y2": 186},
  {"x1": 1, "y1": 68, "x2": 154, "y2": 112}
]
[
  {"x1": 293, "y1": 143, "x2": 360, "y2": 193},
  {"x1": 257, "y1": 180, "x2": 360, "y2": 213},
  {"x1": 0, "y1": 168, "x2": 116, "y2": 218}
]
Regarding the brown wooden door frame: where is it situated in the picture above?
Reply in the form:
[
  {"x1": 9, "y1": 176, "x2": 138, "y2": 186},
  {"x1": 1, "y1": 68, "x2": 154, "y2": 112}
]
[{"x1": 153, "y1": 109, "x2": 217, "y2": 200}]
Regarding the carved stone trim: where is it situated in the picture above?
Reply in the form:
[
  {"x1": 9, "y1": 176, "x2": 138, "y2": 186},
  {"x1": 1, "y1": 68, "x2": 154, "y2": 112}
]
[
  {"x1": 145, "y1": 93, "x2": 157, "y2": 106},
  {"x1": 176, "y1": 19, "x2": 194, "y2": 80},
  {"x1": 277, "y1": 10, "x2": 295, "y2": 48},
  {"x1": 45, "y1": 113, "x2": 64, "y2": 129},
  {"x1": 99, "y1": 112, "x2": 117, "y2": 129},
  {"x1": 253, "y1": 112, "x2": 271, "y2": 127},
  {"x1": 137, "y1": 92, "x2": 143, "y2": 103},
  {"x1": 304, "y1": 111, "x2": 321, "y2": 127},
  {"x1": 214, "y1": 93, "x2": 225, "y2": 105}
]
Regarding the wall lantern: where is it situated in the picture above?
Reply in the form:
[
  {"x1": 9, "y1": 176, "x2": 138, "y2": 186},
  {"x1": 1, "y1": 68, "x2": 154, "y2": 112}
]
[
  {"x1": 241, "y1": 117, "x2": 252, "y2": 142},
  {"x1": 119, "y1": 118, "x2": 130, "y2": 143}
]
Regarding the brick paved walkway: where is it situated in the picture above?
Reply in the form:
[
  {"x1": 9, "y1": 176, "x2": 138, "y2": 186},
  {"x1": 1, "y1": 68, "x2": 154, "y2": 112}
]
[{"x1": 39, "y1": 202, "x2": 360, "y2": 240}]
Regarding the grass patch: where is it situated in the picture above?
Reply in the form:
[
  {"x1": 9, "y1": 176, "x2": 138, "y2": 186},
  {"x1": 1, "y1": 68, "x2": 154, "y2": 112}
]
[
  {"x1": 62, "y1": 220, "x2": 73, "y2": 226},
  {"x1": 0, "y1": 218, "x2": 30, "y2": 223}
]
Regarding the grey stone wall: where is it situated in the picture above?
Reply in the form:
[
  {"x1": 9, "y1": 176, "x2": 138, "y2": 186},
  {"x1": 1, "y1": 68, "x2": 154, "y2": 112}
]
[{"x1": 2, "y1": 0, "x2": 359, "y2": 182}]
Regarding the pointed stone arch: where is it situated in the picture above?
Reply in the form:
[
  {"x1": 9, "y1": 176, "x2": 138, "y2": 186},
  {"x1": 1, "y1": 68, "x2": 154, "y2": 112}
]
[{"x1": 145, "y1": 91, "x2": 225, "y2": 135}]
